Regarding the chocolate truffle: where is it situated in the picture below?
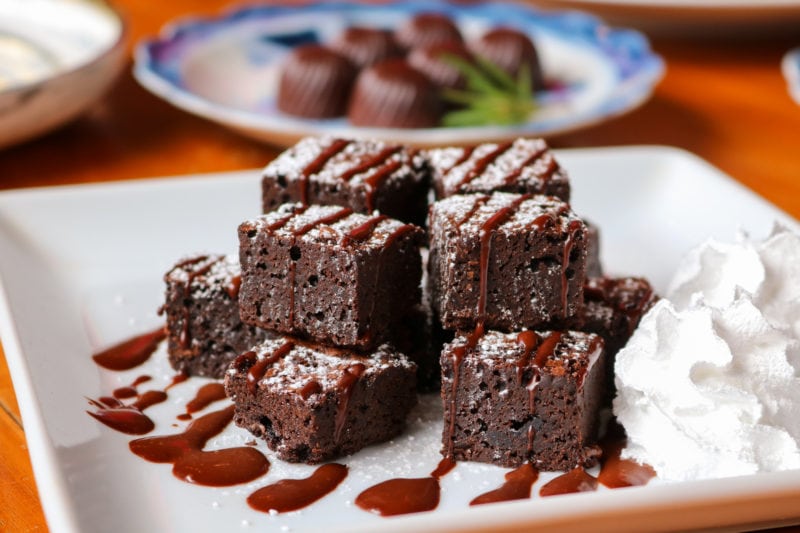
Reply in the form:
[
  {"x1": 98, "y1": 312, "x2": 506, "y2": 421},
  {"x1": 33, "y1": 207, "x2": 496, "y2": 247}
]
[
  {"x1": 348, "y1": 59, "x2": 443, "y2": 128},
  {"x1": 277, "y1": 45, "x2": 357, "y2": 118},
  {"x1": 394, "y1": 12, "x2": 463, "y2": 51},
  {"x1": 470, "y1": 27, "x2": 544, "y2": 91},
  {"x1": 331, "y1": 27, "x2": 402, "y2": 69},
  {"x1": 408, "y1": 41, "x2": 474, "y2": 92}
]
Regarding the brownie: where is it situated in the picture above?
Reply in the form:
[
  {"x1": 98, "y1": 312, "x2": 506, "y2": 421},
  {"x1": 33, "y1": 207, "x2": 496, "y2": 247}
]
[
  {"x1": 224, "y1": 337, "x2": 417, "y2": 463},
  {"x1": 440, "y1": 328, "x2": 606, "y2": 471},
  {"x1": 426, "y1": 138, "x2": 570, "y2": 201},
  {"x1": 161, "y1": 254, "x2": 271, "y2": 378},
  {"x1": 580, "y1": 276, "x2": 658, "y2": 400},
  {"x1": 428, "y1": 192, "x2": 587, "y2": 332},
  {"x1": 585, "y1": 220, "x2": 603, "y2": 278},
  {"x1": 238, "y1": 203, "x2": 424, "y2": 350},
  {"x1": 261, "y1": 136, "x2": 430, "y2": 226}
]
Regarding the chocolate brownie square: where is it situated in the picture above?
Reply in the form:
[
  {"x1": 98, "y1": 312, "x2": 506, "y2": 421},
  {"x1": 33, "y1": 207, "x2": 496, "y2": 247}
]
[
  {"x1": 426, "y1": 138, "x2": 570, "y2": 201},
  {"x1": 161, "y1": 254, "x2": 271, "y2": 378},
  {"x1": 581, "y1": 276, "x2": 658, "y2": 400},
  {"x1": 429, "y1": 192, "x2": 587, "y2": 332},
  {"x1": 224, "y1": 337, "x2": 417, "y2": 463},
  {"x1": 440, "y1": 329, "x2": 606, "y2": 471},
  {"x1": 238, "y1": 203, "x2": 424, "y2": 350},
  {"x1": 261, "y1": 136, "x2": 430, "y2": 226}
]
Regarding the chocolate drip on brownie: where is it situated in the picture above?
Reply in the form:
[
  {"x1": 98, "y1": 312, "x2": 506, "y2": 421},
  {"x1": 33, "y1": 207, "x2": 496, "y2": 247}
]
[
  {"x1": 299, "y1": 139, "x2": 352, "y2": 204},
  {"x1": 339, "y1": 145, "x2": 403, "y2": 182},
  {"x1": 335, "y1": 363, "x2": 366, "y2": 442},
  {"x1": 501, "y1": 144, "x2": 549, "y2": 186},
  {"x1": 341, "y1": 214, "x2": 389, "y2": 246},
  {"x1": 561, "y1": 220, "x2": 584, "y2": 317},
  {"x1": 456, "y1": 141, "x2": 513, "y2": 188},
  {"x1": 244, "y1": 340, "x2": 295, "y2": 393}
]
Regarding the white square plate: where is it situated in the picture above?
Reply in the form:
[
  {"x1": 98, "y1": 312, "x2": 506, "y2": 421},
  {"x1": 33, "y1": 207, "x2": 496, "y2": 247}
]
[{"x1": 1, "y1": 146, "x2": 799, "y2": 533}]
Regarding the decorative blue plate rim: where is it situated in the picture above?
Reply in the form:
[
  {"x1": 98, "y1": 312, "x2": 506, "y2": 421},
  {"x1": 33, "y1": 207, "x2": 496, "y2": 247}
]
[
  {"x1": 782, "y1": 47, "x2": 800, "y2": 106},
  {"x1": 133, "y1": 0, "x2": 665, "y2": 146}
]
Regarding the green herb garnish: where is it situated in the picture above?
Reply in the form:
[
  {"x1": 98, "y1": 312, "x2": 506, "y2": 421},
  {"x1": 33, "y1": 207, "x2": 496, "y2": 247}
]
[{"x1": 441, "y1": 55, "x2": 537, "y2": 127}]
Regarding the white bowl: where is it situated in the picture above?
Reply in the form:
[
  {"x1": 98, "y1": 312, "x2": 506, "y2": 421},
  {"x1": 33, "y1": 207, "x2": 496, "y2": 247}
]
[{"x1": 0, "y1": 0, "x2": 126, "y2": 149}]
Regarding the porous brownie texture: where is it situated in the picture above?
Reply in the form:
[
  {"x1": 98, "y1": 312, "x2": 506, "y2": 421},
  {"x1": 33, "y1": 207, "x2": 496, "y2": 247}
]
[
  {"x1": 238, "y1": 203, "x2": 424, "y2": 350},
  {"x1": 580, "y1": 276, "x2": 658, "y2": 400},
  {"x1": 429, "y1": 192, "x2": 587, "y2": 332},
  {"x1": 224, "y1": 337, "x2": 417, "y2": 463},
  {"x1": 426, "y1": 138, "x2": 570, "y2": 201},
  {"x1": 162, "y1": 254, "x2": 271, "y2": 378},
  {"x1": 440, "y1": 329, "x2": 606, "y2": 470},
  {"x1": 261, "y1": 136, "x2": 430, "y2": 226}
]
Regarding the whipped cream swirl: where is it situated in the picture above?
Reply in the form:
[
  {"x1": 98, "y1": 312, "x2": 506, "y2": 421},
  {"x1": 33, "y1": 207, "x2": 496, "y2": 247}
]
[{"x1": 614, "y1": 224, "x2": 800, "y2": 482}]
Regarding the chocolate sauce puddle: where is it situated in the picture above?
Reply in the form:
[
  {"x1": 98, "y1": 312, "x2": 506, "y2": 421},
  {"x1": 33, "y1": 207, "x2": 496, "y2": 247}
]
[
  {"x1": 355, "y1": 457, "x2": 455, "y2": 516},
  {"x1": 92, "y1": 326, "x2": 166, "y2": 371},
  {"x1": 539, "y1": 467, "x2": 598, "y2": 497},
  {"x1": 470, "y1": 463, "x2": 539, "y2": 506},
  {"x1": 177, "y1": 382, "x2": 227, "y2": 421},
  {"x1": 597, "y1": 424, "x2": 655, "y2": 488},
  {"x1": 130, "y1": 405, "x2": 270, "y2": 487},
  {"x1": 248, "y1": 463, "x2": 348, "y2": 513}
]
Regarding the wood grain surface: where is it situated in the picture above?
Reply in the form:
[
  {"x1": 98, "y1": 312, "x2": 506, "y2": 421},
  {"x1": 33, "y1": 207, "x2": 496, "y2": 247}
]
[{"x1": 1, "y1": 1, "x2": 799, "y2": 531}]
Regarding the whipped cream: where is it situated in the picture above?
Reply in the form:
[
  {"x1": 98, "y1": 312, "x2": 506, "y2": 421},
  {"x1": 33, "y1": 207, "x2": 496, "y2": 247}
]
[{"x1": 614, "y1": 224, "x2": 800, "y2": 482}]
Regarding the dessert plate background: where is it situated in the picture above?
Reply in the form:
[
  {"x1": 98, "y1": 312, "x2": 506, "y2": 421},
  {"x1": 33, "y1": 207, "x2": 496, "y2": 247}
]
[
  {"x1": 133, "y1": 1, "x2": 664, "y2": 148},
  {"x1": 782, "y1": 47, "x2": 800, "y2": 106},
  {"x1": 529, "y1": 0, "x2": 800, "y2": 35},
  {"x1": 1, "y1": 146, "x2": 800, "y2": 533}
]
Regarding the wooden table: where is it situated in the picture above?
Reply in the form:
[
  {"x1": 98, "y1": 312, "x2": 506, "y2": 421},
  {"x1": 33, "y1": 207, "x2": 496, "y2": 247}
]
[{"x1": 1, "y1": 1, "x2": 799, "y2": 531}]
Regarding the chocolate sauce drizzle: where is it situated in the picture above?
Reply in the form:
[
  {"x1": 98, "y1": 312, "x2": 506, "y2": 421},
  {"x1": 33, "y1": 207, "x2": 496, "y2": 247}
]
[
  {"x1": 342, "y1": 214, "x2": 388, "y2": 246},
  {"x1": 443, "y1": 146, "x2": 475, "y2": 175},
  {"x1": 501, "y1": 145, "x2": 549, "y2": 186},
  {"x1": 539, "y1": 467, "x2": 598, "y2": 497},
  {"x1": 177, "y1": 382, "x2": 227, "y2": 421},
  {"x1": 560, "y1": 220, "x2": 583, "y2": 317},
  {"x1": 248, "y1": 463, "x2": 348, "y2": 514},
  {"x1": 299, "y1": 138, "x2": 351, "y2": 204},
  {"x1": 92, "y1": 326, "x2": 166, "y2": 371},
  {"x1": 597, "y1": 423, "x2": 656, "y2": 488},
  {"x1": 456, "y1": 141, "x2": 512, "y2": 188},
  {"x1": 470, "y1": 462, "x2": 539, "y2": 506},
  {"x1": 87, "y1": 371, "x2": 188, "y2": 435},
  {"x1": 238, "y1": 340, "x2": 296, "y2": 394},
  {"x1": 87, "y1": 392, "x2": 166, "y2": 435},
  {"x1": 334, "y1": 363, "x2": 366, "y2": 443},
  {"x1": 355, "y1": 457, "x2": 455, "y2": 516},
  {"x1": 130, "y1": 405, "x2": 270, "y2": 487}
]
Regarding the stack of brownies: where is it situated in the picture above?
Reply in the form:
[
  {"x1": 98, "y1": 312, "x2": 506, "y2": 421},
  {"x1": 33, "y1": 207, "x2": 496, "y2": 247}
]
[{"x1": 160, "y1": 135, "x2": 657, "y2": 470}]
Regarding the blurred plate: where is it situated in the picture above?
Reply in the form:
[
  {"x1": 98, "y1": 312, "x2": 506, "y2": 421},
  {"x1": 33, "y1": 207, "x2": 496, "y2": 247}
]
[
  {"x1": 531, "y1": 0, "x2": 800, "y2": 36},
  {"x1": 782, "y1": 47, "x2": 800, "y2": 105},
  {"x1": 0, "y1": 0, "x2": 126, "y2": 149},
  {"x1": 133, "y1": 0, "x2": 663, "y2": 148}
]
